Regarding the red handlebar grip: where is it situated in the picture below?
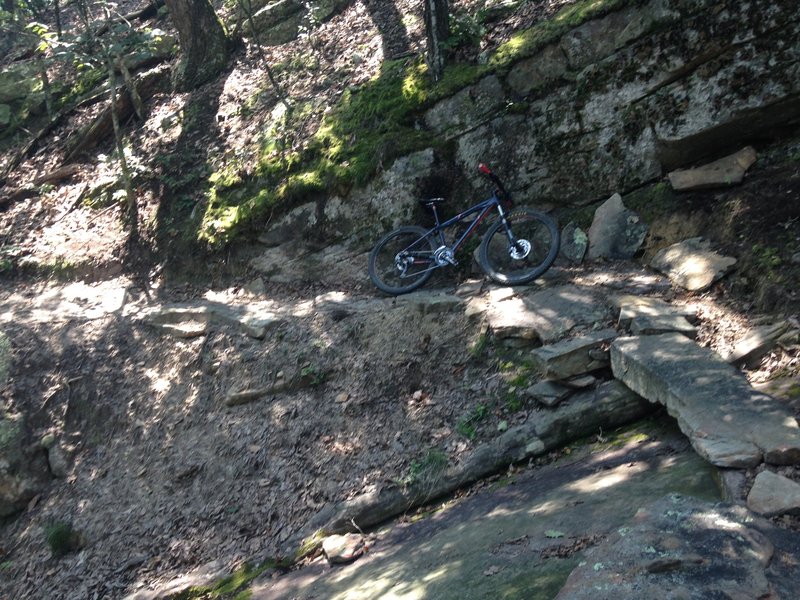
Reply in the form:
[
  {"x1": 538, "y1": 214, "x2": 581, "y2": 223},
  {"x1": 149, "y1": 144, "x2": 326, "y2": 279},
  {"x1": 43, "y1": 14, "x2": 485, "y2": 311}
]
[{"x1": 478, "y1": 163, "x2": 492, "y2": 175}]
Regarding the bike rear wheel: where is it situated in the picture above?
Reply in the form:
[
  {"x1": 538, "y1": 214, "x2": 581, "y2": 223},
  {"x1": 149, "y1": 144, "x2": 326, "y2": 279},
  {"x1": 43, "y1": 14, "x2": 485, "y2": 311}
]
[
  {"x1": 478, "y1": 209, "x2": 560, "y2": 285},
  {"x1": 368, "y1": 226, "x2": 438, "y2": 295}
]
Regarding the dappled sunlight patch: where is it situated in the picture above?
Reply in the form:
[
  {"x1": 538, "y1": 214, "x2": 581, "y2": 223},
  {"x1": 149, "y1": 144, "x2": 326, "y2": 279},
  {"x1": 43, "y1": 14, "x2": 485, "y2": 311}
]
[{"x1": 565, "y1": 461, "x2": 648, "y2": 494}]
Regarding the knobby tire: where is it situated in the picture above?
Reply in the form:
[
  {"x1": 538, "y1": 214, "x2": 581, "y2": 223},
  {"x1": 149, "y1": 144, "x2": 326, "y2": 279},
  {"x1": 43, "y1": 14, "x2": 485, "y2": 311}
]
[{"x1": 478, "y1": 208, "x2": 560, "y2": 285}]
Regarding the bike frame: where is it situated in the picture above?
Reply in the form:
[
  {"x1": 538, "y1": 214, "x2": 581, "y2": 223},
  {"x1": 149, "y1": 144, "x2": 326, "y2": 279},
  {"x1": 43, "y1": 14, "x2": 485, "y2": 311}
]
[{"x1": 398, "y1": 192, "x2": 516, "y2": 276}]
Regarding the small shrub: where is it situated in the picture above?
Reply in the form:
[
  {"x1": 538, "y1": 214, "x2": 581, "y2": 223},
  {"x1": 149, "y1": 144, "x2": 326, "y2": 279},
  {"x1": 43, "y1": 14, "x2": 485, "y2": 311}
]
[{"x1": 44, "y1": 520, "x2": 80, "y2": 557}]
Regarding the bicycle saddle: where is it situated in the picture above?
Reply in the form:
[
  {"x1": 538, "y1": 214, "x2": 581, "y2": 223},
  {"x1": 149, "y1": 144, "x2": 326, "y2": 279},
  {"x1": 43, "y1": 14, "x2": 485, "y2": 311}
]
[{"x1": 419, "y1": 197, "x2": 445, "y2": 206}]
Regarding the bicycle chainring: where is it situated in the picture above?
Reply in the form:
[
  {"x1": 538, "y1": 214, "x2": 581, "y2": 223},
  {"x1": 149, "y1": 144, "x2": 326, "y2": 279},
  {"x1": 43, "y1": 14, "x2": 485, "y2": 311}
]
[{"x1": 434, "y1": 246, "x2": 456, "y2": 266}]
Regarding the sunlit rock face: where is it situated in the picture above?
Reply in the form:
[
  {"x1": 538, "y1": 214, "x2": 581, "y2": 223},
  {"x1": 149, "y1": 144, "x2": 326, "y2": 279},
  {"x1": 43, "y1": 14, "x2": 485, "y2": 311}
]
[{"x1": 258, "y1": 0, "x2": 800, "y2": 247}]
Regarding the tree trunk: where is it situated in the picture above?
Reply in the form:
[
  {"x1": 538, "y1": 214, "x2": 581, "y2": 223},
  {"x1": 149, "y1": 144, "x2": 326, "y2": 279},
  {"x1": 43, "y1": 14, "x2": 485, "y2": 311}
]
[
  {"x1": 165, "y1": 0, "x2": 231, "y2": 91},
  {"x1": 424, "y1": 0, "x2": 449, "y2": 82}
]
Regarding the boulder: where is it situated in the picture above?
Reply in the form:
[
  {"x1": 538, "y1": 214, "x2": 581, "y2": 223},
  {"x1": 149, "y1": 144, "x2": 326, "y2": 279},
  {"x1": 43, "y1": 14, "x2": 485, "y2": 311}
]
[
  {"x1": 506, "y1": 44, "x2": 568, "y2": 97},
  {"x1": 746, "y1": 470, "x2": 800, "y2": 517},
  {"x1": 586, "y1": 193, "x2": 648, "y2": 260},
  {"x1": 650, "y1": 237, "x2": 736, "y2": 292}
]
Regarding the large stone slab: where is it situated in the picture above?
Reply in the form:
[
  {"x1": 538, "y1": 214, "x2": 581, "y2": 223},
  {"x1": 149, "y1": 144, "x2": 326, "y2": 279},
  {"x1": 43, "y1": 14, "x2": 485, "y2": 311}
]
[
  {"x1": 143, "y1": 302, "x2": 283, "y2": 339},
  {"x1": 667, "y1": 146, "x2": 757, "y2": 191},
  {"x1": 612, "y1": 294, "x2": 697, "y2": 328},
  {"x1": 530, "y1": 328, "x2": 618, "y2": 380},
  {"x1": 556, "y1": 494, "x2": 797, "y2": 600},
  {"x1": 611, "y1": 333, "x2": 800, "y2": 467},
  {"x1": 473, "y1": 285, "x2": 610, "y2": 344}
]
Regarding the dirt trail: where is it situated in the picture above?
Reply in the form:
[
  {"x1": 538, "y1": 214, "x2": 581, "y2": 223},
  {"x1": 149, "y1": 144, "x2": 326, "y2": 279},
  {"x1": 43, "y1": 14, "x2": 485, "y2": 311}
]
[{"x1": 2, "y1": 257, "x2": 796, "y2": 599}]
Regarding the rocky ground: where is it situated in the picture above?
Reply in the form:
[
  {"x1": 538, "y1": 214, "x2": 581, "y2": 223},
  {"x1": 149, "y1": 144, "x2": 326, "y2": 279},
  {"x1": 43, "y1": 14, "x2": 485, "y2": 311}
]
[{"x1": 2, "y1": 248, "x2": 799, "y2": 598}]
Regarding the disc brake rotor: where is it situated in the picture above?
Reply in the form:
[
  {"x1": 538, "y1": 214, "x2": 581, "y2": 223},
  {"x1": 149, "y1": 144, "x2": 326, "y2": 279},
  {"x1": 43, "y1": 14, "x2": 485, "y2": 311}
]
[{"x1": 509, "y1": 239, "x2": 531, "y2": 260}]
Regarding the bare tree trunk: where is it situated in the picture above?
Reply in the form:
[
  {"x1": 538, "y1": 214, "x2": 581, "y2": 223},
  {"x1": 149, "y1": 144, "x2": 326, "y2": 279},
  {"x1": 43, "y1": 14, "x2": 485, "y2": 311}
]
[
  {"x1": 164, "y1": 0, "x2": 230, "y2": 91},
  {"x1": 240, "y1": 0, "x2": 290, "y2": 112},
  {"x1": 424, "y1": 0, "x2": 449, "y2": 82},
  {"x1": 106, "y1": 59, "x2": 138, "y2": 243}
]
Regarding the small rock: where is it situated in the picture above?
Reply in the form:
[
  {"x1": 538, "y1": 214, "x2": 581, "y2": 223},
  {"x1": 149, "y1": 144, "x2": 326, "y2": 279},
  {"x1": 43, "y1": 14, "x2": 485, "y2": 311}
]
[
  {"x1": 667, "y1": 146, "x2": 757, "y2": 191},
  {"x1": 530, "y1": 328, "x2": 617, "y2": 380},
  {"x1": 244, "y1": 277, "x2": 266, "y2": 296},
  {"x1": 650, "y1": 237, "x2": 736, "y2": 292},
  {"x1": 560, "y1": 222, "x2": 588, "y2": 263},
  {"x1": 746, "y1": 470, "x2": 800, "y2": 517},
  {"x1": 527, "y1": 380, "x2": 572, "y2": 407},
  {"x1": 47, "y1": 444, "x2": 70, "y2": 478},
  {"x1": 322, "y1": 533, "x2": 365, "y2": 565}
]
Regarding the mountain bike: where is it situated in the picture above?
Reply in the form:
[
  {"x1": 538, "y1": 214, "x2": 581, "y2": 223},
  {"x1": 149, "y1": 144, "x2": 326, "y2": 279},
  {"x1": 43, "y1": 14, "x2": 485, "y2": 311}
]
[{"x1": 368, "y1": 164, "x2": 560, "y2": 295}]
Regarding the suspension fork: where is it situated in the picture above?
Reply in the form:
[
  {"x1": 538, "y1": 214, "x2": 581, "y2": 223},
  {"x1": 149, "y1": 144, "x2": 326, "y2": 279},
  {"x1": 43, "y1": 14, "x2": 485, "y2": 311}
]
[{"x1": 496, "y1": 203, "x2": 519, "y2": 246}]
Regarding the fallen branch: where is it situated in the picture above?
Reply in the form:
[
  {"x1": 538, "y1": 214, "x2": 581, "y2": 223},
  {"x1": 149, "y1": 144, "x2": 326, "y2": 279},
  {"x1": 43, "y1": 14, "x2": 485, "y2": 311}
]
[
  {"x1": 63, "y1": 64, "x2": 170, "y2": 164},
  {"x1": 0, "y1": 164, "x2": 83, "y2": 210},
  {"x1": 94, "y1": 0, "x2": 166, "y2": 36}
]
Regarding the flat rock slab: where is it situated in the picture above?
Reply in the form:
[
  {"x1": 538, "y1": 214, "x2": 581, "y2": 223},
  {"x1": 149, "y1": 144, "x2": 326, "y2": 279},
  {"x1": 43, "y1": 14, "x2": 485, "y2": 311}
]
[
  {"x1": 251, "y1": 421, "x2": 719, "y2": 600},
  {"x1": 650, "y1": 237, "x2": 736, "y2": 292},
  {"x1": 530, "y1": 328, "x2": 618, "y2": 380},
  {"x1": 143, "y1": 302, "x2": 283, "y2": 339},
  {"x1": 613, "y1": 294, "x2": 697, "y2": 328},
  {"x1": 667, "y1": 146, "x2": 757, "y2": 191},
  {"x1": 611, "y1": 333, "x2": 800, "y2": 467},
  {"x1": 473, "y1": 285, "x2": 610, "y2": 344},
  {"x1": 556, "y1": 494, "x2": 798, "y2": 600},
  {"x1": 720, "y1": 321, "x2": 790, "y2": 365},
  {"x1": 629, "y1": 314, "x2": 697, "y2": 339},
  {"x1": 526, "y1": 380, "x2": 572, "y2": 407}
]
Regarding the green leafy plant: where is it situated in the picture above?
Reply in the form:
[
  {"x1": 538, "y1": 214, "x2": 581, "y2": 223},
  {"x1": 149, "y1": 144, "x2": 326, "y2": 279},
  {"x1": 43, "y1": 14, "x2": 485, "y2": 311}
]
[
  {"x1": 457, "y1": 403, "x2": 489, "y2": 439},
  {"x1": 299, "y1": 364, "x2": 325, "y2": 387}
]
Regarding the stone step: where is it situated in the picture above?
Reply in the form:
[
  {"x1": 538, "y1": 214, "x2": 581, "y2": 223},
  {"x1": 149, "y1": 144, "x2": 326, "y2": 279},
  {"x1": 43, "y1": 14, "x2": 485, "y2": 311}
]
[
  {"x1": 610, "y1": 333, "x2": 800, "y2": 468},
  {"x1": 530, "y1": 328, "x2": 618, "y2": 380}
]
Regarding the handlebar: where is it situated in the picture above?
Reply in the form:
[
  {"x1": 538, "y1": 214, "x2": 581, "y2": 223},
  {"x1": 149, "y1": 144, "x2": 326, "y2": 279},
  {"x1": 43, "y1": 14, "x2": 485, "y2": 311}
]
[{"x1": 478, "y1": 163, "x2": 510, "y2": 201}]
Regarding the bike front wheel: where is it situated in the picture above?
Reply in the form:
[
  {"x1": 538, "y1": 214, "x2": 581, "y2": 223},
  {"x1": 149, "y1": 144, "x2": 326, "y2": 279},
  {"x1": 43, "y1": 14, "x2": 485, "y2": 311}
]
[
  {"x1": 478, "y1": 209, "x2": 560, "y2": 285},
  {"x1": 368, "y1": 226, "x2": 438, "y2": 295}
]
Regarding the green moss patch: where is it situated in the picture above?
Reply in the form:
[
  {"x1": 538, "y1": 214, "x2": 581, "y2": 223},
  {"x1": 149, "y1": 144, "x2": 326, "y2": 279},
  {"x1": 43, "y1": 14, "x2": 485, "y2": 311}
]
[{"x1": 199, "y1": 0, "x2": 640, "y2": 246}]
